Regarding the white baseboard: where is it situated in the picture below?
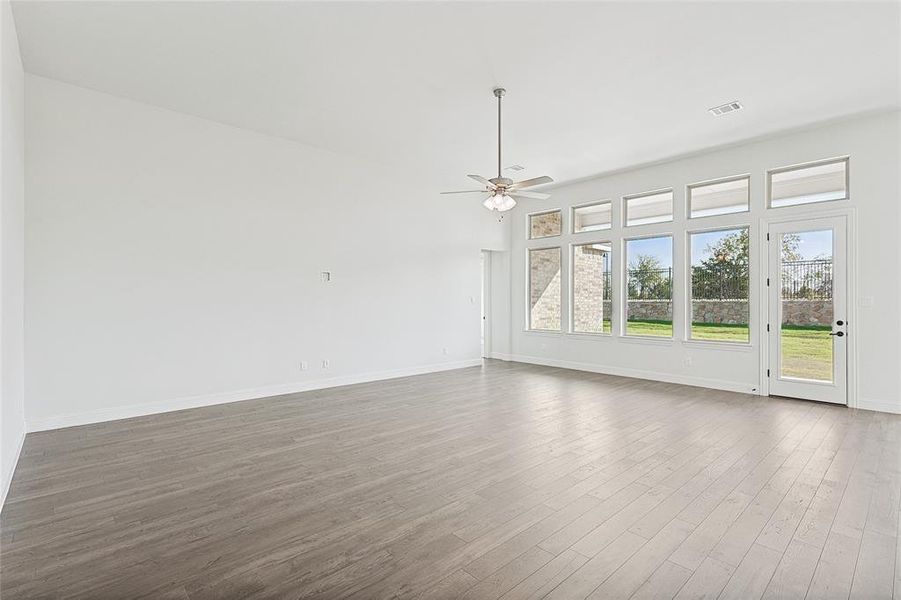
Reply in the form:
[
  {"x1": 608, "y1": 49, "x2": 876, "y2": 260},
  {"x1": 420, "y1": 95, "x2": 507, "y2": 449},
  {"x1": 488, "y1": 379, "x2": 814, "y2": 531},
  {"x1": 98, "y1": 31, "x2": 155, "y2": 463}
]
[
  {"x1": 857, "y1": 397, "x2": 901, "y2": 414},
  {"x1": 503, "y1": 353, "x2": 757, "y2": 395},
  {"x1": 1, "y1": 427, "x2": 26, "y2": 511},
  {"x1": 26, "y1": 359, "x2": 483, "y2": 433}
]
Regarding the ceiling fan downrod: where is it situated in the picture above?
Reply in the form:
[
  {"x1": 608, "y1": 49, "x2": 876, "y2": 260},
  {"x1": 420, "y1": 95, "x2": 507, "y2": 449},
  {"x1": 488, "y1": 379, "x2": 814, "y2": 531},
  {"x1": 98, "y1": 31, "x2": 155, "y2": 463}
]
[{"x1": 494, "y1": 87, "x2": 505, "y2": 179}]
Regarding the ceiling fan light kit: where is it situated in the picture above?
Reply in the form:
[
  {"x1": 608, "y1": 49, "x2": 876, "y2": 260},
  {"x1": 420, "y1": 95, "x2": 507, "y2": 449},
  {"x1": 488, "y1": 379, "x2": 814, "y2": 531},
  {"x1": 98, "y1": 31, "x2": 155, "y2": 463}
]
[{"x1": 441, "y1": 88, "x2": 553, "y2": 212}]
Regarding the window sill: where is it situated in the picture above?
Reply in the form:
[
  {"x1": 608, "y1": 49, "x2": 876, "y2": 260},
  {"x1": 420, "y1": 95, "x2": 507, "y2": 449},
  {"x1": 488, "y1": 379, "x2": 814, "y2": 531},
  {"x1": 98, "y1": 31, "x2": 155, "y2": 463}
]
[
  {"x1": 618, "y1": 335, "x2": 675, "y2": 346},
  {"x1": 681, "y1": 339, "x2": 755, "y2": 352},
  {"x1": 522, "y1": 329, "x2": 563, "y2": 337},
  {"x1": 566, "y1": 331, "x2": 614, "y2": 338}
]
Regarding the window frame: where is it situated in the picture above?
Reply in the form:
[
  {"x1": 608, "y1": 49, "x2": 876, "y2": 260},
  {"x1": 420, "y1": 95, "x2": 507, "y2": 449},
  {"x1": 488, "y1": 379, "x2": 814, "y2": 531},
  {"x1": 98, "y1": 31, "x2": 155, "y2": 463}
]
[
  {"x1": 570, "y1": 240, "x2": 613, "y2": 336},
  {"x1": 622, "y1": 233, "x2": 674, "y2": 339},
  {"x1": 571, "y1": 200, "x2": 613, "y2": 234},
  {"x1": 623, "y1": 188, "x2": 674, "y2": 228},
  {"x1": 685, "y1": 225, "x2": 752, "y2": 345},
  {"x1": 527, "y1": 208, "x2": 563, "y2": 240},
  {"x1": 687, "y1": 174, "x2": 751, "y2": 220},
  {"x1": 766, "y1": 156, "x2": 850, "y2": 209},
  {"x1": 527, "y1": 245, "x2": 563, "y2": 332}
]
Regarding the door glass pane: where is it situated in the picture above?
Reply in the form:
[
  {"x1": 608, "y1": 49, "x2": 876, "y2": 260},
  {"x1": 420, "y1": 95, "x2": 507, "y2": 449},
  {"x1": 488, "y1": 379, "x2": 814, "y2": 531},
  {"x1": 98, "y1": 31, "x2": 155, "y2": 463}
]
[{"x1": 780, "y1": 230, "x2": 833, "y2": 381}]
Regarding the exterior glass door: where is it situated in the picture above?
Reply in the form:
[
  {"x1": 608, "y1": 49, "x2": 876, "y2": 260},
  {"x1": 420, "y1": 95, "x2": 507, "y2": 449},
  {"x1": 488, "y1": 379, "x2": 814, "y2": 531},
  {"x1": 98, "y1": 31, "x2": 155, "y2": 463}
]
[{"x1": 767, "y1": 216, "x2": 847, "y2": 404}]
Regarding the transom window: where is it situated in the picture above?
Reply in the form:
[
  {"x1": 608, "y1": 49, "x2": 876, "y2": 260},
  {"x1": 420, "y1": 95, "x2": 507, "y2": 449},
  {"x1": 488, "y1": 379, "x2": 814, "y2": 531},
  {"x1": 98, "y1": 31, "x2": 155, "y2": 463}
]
[
  {"x1": 572, "y1": 201, "x2": 612, "y2": 233},
  {"x1": 529, "y1": 210, "x2": 562, "y2": 239},
  {"x1": 624, "y1": 189, "x2": 673, "y2": 226},
  {"x1": 768, "y1": 157, "x2": 848, "y2": 208},
  {"x1": 689, "y1": 176, "x2": 750, "y2": 218}
]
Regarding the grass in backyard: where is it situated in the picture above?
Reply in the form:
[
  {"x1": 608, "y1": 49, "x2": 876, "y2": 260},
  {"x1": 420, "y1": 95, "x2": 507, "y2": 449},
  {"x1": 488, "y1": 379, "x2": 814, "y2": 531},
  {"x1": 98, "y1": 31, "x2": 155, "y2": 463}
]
[
  {"x1": 625, "y1": 320, "x2": 833, "y2": 381},
  {"x1": 625, "y1": 319, "x2": 672, "y2": 337},
  {"x1": 778, "y1": 324, "x2": 833, "y2": 381}
]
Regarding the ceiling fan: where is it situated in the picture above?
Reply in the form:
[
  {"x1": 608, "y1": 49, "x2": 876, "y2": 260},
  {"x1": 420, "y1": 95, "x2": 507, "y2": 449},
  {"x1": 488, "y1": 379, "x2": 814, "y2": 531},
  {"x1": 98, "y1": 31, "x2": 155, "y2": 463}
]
[{"x1": 442, "y1": 88, "x2": 553, "y2": 212}]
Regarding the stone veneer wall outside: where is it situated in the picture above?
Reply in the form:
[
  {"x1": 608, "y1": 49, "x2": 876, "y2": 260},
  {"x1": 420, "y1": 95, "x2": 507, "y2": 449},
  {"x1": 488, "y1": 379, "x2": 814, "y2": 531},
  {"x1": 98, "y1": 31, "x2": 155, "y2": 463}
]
[
  {"x1": 529, "y1": 248, "x2": 561, "y2": 330},
  {"x1": 572, "y1": 245, "x2": 608, "y2": 333},
  {"x1": 592, "y1": 299, "x2": 831, "y2": 326}
]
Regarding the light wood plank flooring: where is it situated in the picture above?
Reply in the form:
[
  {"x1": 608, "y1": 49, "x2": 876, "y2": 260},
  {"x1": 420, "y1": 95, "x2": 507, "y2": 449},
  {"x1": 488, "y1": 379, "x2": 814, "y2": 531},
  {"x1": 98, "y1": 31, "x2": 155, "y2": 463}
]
[{"x1": 1, "y1": 360, "x2": 899, "y2": 599}]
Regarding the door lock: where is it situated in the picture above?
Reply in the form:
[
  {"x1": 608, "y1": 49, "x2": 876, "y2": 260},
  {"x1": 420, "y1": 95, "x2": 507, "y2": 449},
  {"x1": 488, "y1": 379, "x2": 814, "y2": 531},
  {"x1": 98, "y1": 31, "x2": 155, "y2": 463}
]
[{"x1": 829, "y1": 331, "x2": 844, "y2": 337}]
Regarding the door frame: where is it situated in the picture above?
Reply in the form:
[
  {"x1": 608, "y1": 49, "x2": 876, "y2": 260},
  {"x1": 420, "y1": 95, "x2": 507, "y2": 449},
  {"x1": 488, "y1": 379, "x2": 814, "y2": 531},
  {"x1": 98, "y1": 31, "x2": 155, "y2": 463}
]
[
  {"x1": 757, "y1": 208, "x2": 857, "y2": 407},
  {"x1": 481, "y1": 250, "x2": 492, "y2": 358}
]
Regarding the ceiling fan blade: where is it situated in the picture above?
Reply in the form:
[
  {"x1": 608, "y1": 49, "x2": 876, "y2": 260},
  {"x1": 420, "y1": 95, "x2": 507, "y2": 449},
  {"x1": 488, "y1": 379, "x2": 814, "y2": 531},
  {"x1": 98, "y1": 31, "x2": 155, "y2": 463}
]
[
  {"x1": 441, "y1": 190, "x2": 488, "y2": 194},
  {"x1": 509, "y1": 175, "x2": 554, "y2": 190},
  {"x1": 468, "y1": 174, "x2": 497, "y2": 188},
  {"x1": 510, "y1": 190, "x2": 551, "y2": 200}
]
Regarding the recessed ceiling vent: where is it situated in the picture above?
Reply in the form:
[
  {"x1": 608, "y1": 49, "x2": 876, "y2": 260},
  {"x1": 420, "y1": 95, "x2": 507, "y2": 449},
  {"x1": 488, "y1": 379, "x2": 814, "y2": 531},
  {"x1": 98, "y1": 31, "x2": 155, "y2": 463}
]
[
  {"x1": 505, "y1": 164, "x2": 525, "y2": 172},
  {"x1": 708, "y1": 101, "x2": 743, "y2": 116}
]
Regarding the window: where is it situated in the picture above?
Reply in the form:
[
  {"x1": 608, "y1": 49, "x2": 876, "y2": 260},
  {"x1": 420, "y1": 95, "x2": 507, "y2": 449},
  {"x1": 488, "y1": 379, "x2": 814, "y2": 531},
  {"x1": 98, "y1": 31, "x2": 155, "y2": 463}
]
[
  {"x1": 625, "y1": 236, "x2": 673, "y2": 337},
  {"x1": 689, "y1": 176, "x2": 750, "y2": 218},
  {"x1": 768, "y1": 157, "x2": 848, "y2": 208},
  {"x1": 624, "y1": 189, "x2": 673, "y2": 226},
  {"x1": 572, "y1": 242, "x2": 612, "y2": 334},
  {"x1": 572, "y1": 201, "x2": 612, "y2": 233},
  {"x1": 689, "y1": 228, "x2": 750, "y2": 342},
  {"x1": 529, "y1": 210, "x2": 562, "y2": 239},
  {"x1": 528, "y1": 247, "x2": 562, "y2": 331}
]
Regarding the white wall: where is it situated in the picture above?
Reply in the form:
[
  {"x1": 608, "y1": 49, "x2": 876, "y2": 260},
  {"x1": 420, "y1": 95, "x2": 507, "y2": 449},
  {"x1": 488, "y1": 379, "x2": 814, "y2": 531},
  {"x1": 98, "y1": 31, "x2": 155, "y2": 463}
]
[
  {"x1": 506, "y1": 111, "x2": 900, "y2": 413},
  {"x1": 24, "y1": 75, "x2": 509, "y2": 430},
  {"x1": 1, "y1": 0, "x2": 26, "y2": 506}
]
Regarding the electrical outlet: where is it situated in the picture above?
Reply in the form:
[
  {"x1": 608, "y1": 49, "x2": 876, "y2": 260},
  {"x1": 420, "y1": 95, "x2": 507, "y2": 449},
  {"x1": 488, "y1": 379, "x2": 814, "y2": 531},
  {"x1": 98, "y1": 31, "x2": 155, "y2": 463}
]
[
  {"x1": 682, "y1": 356, "x2": 693, "y2": 367},
  {"x1": 300, "y1": 361, "x2": 308, "y2": 371},
  {"x1": 321, "y1": 359, "x2": 330, "y2": 369},
  {"x1": 442, "y1": 347, "x2": 449, "y2": 355}
]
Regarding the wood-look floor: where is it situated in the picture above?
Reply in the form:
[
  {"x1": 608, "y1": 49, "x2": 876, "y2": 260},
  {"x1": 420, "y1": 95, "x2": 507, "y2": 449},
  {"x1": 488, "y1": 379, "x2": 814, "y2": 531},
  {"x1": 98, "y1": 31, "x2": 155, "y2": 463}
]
[{"x1": 1, "y1": 360, "x2": 899, "y2": 599}]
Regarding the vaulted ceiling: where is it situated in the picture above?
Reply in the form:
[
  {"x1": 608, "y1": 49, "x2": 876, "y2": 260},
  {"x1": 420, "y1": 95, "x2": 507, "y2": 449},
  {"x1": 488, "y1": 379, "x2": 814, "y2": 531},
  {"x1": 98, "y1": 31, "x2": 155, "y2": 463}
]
[{"x1": 12, "y1": 1, "x2": 900, "y2": 188}]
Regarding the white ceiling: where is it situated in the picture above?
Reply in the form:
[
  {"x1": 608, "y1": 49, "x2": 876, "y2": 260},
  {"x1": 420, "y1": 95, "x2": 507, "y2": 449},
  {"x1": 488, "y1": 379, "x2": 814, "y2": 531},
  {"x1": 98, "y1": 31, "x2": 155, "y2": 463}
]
[{"x1": 11, "y1": 1, "x2": 900, "y2": 188}]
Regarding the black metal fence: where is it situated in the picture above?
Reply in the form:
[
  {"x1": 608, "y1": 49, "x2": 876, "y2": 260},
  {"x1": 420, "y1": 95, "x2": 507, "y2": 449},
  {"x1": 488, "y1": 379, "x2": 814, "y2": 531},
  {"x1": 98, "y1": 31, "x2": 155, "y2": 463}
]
[
  {"x1": 691, "y1": 265, "x2": 748, "y2": 301},
  {"x1": 625, "y1": 268, "x2": 672, "y2": 300},
  {"x1": 780, "y1": 259, "x2": 832, "y2": 300},
  {"x1": 606, "y1": 259, "x2": 833, "y2": 301}
]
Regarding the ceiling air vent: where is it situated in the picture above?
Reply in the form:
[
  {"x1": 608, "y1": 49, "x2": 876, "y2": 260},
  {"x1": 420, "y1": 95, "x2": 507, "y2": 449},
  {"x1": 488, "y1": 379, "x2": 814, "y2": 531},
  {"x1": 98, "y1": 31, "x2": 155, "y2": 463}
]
[{"x1": 708, "y1": 101, "x2": 743, "y2": 116}]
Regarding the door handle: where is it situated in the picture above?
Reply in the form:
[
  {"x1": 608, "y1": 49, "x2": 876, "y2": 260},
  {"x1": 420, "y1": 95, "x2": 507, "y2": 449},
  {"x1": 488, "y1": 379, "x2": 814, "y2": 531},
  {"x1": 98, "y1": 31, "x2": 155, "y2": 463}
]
[{"x1": 829, "y1": 331, "x2": 844, "y2": 337}]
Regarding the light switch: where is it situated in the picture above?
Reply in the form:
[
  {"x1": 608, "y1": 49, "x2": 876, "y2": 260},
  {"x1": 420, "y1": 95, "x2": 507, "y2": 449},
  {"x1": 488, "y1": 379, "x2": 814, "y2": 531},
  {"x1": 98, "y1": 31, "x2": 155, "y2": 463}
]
[{"x1": 320, "y1": 271, "x2": 331, "y2": 283}]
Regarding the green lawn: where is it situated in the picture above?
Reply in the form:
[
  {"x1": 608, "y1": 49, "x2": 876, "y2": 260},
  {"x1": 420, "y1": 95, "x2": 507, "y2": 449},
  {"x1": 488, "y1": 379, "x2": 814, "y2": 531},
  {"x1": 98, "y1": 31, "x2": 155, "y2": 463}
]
[{"x1": 626, "y1": 320, "x2": 833, "y2": 381}]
